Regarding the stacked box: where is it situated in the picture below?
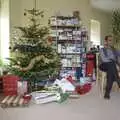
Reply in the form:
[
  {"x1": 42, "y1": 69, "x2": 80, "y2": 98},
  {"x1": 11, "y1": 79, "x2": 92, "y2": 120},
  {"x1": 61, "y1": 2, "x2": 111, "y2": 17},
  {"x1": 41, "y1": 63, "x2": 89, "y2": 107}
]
[{"x1": 3, "y1": 75, "x2": 20, "y2": 96}]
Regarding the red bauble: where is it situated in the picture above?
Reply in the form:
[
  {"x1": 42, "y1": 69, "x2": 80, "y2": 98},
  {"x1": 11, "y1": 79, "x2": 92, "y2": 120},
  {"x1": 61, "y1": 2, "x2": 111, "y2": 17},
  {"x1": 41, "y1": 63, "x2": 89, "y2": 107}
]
[{"x1": 47, "y1": 36, "x2": 53, "y2": 44}]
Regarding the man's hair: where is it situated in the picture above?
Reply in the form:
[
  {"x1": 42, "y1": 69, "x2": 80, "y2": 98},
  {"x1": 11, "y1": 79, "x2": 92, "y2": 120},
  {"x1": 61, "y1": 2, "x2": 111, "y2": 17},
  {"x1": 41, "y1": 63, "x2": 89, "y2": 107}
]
[{"x1": 105, "y1": 35, "x2": 112, "y2": 41}]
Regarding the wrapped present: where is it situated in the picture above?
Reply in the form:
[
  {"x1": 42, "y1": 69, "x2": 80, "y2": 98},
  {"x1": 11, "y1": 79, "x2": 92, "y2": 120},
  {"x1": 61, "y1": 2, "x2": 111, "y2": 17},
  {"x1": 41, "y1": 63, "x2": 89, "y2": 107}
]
[
  {"x1": 3, "y1": 75, "x2": 20, "y2": 96},
  {"x1": 31, "y1": 91, "x2": 61, "y2": 104},
  {"x1": 75, "y1": 83, "x2": 92, "y2": 95},
  {"x1": 17, "y1": 81, "x2": 28, "y2": 96},
  {"x1": 53, "y1": 78, "x2": 75, "y2": 93}
]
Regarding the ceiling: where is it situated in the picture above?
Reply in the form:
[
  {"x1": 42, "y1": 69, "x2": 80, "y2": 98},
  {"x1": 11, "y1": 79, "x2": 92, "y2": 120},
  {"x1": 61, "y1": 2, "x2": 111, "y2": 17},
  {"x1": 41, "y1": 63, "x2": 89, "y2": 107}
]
[{"x1": 90, "y1": 0, "x2": 120, "y2": 12}]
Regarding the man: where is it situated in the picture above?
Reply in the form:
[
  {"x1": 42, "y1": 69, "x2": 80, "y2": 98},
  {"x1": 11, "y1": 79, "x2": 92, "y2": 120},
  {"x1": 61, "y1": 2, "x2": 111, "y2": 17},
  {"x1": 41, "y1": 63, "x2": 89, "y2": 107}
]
[{"x1": 99, "y1": 35, "x2": 120, "y2": 99}]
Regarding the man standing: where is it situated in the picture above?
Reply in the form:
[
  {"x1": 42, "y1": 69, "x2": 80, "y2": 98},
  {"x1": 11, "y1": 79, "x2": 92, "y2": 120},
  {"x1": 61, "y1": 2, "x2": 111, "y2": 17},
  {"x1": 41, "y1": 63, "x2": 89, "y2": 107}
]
[{"x1": 99, "y1": 35, "x2": 120, "y2": 99}]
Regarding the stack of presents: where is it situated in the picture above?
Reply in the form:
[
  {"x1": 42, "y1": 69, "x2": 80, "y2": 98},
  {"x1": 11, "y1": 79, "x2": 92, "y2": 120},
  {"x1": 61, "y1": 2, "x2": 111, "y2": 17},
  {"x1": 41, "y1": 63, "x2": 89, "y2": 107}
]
[
  {"x1": 1, "y1": 74, "x2": 31, "y2": 108},
  {"x1": 0, "y1": 53, "x2": 96, "y2": 108},
  {"x1": 0, "y1": 71, "x2": 93, "y2": 108}
]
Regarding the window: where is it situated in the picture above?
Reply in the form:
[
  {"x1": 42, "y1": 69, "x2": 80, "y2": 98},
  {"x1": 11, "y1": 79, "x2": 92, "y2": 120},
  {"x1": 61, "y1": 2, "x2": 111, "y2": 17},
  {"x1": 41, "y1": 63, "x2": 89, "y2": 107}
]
[{"x1": 0, "y1": 0, "x2": 10, "y2": 62}]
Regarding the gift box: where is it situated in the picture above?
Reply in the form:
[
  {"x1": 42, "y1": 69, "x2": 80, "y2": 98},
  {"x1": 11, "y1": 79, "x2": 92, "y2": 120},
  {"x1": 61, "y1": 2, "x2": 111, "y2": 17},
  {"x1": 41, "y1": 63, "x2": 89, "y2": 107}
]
[
  {"x1": 17, "y1": 81, "x2": 28, "y2": 96},
  {"x1": 3, "y1": 75, "x2": 20, "y2": 96},
  {"x1": 75, "y1": 83, "x2": 92, "y2": 95}
]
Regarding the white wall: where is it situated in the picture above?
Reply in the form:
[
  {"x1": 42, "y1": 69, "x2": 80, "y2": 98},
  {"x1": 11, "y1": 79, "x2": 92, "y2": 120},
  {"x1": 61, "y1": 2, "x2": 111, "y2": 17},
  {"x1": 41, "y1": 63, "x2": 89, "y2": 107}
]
[
  {"x1": 10, "y1": 0, "x2": 111, "y2": 42},
  {"x1": 8, "y1": 0, "x2": 112, "y2": 50}
]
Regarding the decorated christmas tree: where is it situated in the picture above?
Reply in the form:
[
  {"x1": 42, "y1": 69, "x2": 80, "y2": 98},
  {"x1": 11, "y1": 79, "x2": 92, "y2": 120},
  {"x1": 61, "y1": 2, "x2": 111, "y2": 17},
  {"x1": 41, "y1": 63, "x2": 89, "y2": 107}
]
[{"x1": 9, "y1": 8, "x2": 61, "y2": 80}]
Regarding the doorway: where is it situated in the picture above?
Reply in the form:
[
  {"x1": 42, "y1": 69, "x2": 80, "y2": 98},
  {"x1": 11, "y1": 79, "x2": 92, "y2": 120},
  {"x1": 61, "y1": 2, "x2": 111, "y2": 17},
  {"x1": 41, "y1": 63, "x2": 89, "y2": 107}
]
[{"x1": 90, "y1": 19, "x2": 101, "y2": 47}]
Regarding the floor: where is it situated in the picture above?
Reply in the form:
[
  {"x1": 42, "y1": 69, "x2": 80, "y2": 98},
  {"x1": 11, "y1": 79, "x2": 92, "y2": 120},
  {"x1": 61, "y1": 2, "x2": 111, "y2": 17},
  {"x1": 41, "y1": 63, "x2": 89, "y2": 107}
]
[{"x1": 0, "y1": 85, "x2": 120, "y2": 120}]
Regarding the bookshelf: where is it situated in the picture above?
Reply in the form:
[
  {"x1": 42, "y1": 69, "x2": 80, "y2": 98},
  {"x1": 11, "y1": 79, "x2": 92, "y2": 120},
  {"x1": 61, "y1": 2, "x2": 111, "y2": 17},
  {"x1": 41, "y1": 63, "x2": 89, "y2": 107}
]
[{"x1": 49, "y1": 15, "x2": 88, "y2": 80}]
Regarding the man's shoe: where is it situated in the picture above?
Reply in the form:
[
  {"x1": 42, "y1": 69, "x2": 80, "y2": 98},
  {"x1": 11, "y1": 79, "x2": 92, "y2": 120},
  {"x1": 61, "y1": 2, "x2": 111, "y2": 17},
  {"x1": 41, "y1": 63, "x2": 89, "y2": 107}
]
[
  {"x1": 104, "y1": 94, "x2": 110, "y2": 100},
  {"x1": 117, "y1": 80, "x2": 120, "y2": 88}
]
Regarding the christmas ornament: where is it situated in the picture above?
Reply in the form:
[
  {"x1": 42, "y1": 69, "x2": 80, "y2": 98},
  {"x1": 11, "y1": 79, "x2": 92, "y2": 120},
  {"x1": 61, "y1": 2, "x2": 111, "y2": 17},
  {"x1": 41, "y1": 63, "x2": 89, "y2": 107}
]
[{"x1": 47, "y1": 36, "x2": 53, "y2": 45}]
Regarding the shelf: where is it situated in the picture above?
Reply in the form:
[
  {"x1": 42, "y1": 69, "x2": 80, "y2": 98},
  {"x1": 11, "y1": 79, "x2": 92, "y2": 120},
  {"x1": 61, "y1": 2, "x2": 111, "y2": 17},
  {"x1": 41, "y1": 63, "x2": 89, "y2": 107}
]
[
  {"x1": 50, "y1": 14, "x2": 87, "y2": 77},
  {"x1": 51, "y1": 38, "x2": 88, "y2": 43},
  {"x1": 57, "y1": 39, "x2": 81, "y2": 41},
  {"x1": 59, "y1": 53, "x2": 82, "y2": 55},
  {"x1": 61, "y1": 67, "x2": 81, "y2": 70},
  {"x1": 50, "y1": 25, "x2": 80, "y2": 29},
  {"x1": 62, "y1": 67, "x2": 80, "y2": 68},
  {"x1": 51, "y1": 16, "x2": 78, "y2": 19},
  {"x1": 54, "y1": 40, "x2": 82, "y2": 44},
  {"x1": 52, "y1": 37, "x2": 81, "y2": 40},
  {"x1": 52, "y1": 38, "x2": 81, "y2": 41}
]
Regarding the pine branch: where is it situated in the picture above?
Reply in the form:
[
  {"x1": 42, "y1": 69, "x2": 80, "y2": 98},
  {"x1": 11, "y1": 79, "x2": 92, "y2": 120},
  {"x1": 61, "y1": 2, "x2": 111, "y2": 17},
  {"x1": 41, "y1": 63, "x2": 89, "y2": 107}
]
[{"x1": 24, "y1": 8, "x2": 44, "y2": 17}]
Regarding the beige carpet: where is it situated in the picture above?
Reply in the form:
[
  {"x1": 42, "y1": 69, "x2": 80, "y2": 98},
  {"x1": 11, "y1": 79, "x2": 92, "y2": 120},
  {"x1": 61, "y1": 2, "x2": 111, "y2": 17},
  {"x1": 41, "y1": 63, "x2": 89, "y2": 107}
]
[{"x1": 0, "y1": 85, "x2": 120, "y2": 120}]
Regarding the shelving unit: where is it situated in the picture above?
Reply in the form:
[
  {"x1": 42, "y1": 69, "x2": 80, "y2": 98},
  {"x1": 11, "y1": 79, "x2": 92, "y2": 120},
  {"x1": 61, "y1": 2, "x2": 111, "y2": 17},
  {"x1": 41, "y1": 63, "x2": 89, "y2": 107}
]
[{"x1": 49, "y1": 15, "x2": 88, "y2": 80}]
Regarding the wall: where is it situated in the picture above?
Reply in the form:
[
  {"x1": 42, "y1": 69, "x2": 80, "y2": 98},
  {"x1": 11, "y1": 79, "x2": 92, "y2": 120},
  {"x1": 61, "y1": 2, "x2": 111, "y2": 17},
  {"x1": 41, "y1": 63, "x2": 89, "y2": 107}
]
[
  {"x1": 10, "y1": 0, "x2": 111, "y2": 44},
  {"x1": 91, "y1": 8, "x2": 112, "y2": 44},
  {"x1": 10, "y1": 0, "x2": 91, "y2": 28}
]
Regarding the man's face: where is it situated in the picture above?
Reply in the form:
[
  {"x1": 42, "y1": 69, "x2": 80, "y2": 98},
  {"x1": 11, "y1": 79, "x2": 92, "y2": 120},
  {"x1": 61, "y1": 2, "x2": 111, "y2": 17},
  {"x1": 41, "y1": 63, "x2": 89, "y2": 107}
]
[{"x1": 107, "y1": 36, "x2": 113, "y2": 46}]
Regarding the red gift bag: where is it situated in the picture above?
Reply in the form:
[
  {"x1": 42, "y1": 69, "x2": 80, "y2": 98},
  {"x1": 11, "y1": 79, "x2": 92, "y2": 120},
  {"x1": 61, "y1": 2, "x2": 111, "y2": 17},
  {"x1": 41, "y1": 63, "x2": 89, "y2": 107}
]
[{"x1": 86, "y1": 54, "x2": 95, "y2": 77}]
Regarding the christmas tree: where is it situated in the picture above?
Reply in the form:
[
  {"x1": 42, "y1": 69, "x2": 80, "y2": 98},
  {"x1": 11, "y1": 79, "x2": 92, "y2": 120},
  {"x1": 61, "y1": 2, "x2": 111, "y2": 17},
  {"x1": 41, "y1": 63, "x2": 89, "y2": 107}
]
[{"x1": 9, "y1": 8, "x2": 61, "y2": 80}]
